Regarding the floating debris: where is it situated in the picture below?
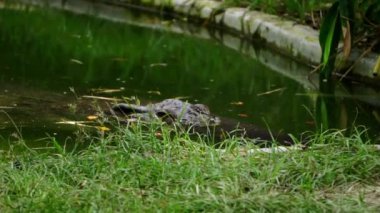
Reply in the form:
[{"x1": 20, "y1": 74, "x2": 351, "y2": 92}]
[
  {"x1": 97, "y1": 126, "x2": 111, "y2": 132},
  {"x1": 82, "y1": 95, "x2": 122, "y2": 101},
  {"x1": 230, "y1": 101, "x2": 244, "y2": 106},
  {"x1": 0, "y1": 106, "x2": 14, "y2": 109},
  {"x1": 305, "y1": 120, "x2": 315, "y2": 125},
  {"x1": 161, "y1": 20, "x2": 172, "y2": 26},
  {"x1": 237, "y1": 113, "x2": 249, "y2": 118},
  {"x1": 86, "y1": 115, "x2": 98, "y2": 120},
  {"x1": 91, "y1": 88, "x2": 125, "y2": 94},
  {"x1": 56, "y1": 121, "x2": 110, "y2": 132},
  {"x1": 111, "y1": 57, "x2": 127, "y2": 62},
  {"x1": 257, "y1": 88, "x2": 286, "y2": 96},
  {"x1": 70, "y1": 59, "x2": 83, "y2": 65},
  {"x1": 147, "y1": 90, "x2": 161, "y2": 95},
  {"x1": 56, "y1": 121, "x2": 94, "y2": 126},
  {"x1": 150, "y1": 63, "x2": 167, "y2": 67}
]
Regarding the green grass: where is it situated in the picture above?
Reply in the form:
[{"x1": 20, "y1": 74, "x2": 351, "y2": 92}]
[
  {"x1": 1, "y1": 124, "x2": 380, "y2": 212},
  {"x1": 224, "y1": 0, "x2": 334, "y2": 21}
]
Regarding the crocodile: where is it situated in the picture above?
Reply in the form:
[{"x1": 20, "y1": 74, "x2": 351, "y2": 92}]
[
  {"x1": 111, "y1": 99, "x2": 296, "y2": 145},
  {"x1": 111, "y1": 99, "x2": 221, "y2": 127}
]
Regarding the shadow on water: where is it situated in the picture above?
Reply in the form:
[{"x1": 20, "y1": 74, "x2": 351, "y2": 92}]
[{"x1": 0, "y1": 2, "x2": 379, "y2": 148}]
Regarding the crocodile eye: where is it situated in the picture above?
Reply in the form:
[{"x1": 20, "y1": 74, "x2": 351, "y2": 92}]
[
  {"x1": 156, "y1": 111, "x2": 168, "y2": 118},
  {"x1": 193, "y1": 104, "x2": 210, "y2": 114},
  {"x1": 180, "y1": 118, "x2": 189, "y2": 124}
]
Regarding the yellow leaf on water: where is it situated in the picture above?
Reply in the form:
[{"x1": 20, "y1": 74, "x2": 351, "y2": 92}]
[
  {"x1": 161, "y1": 20, "x2": 172, "y2": 26},
  {"x1": 238, "y1": 114, "x2": 249, "y2": 118},
  {"x1": 87, "y1": 115, "x2": 98, "y2": 120},
  {"x1": 230, "y1": 101, "x2": 244, "y2": 106},
  {"x1": 147, "y1": 91, "x2": 161, "y2": 95},
  {"x1": 97, "y1": 126, "x2": 110, "y2": 132}
]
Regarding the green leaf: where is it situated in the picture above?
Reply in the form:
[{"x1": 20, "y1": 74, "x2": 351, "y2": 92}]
[
  {"x1": 321, "y1": 99, "x2": 329, "y2": 130},
  {"x1": 319, "y1": 1, "x2": 342, "y2": 79}
]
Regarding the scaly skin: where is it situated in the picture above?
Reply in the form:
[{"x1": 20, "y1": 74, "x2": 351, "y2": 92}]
[{"x1": 112, "y1": 99, "x2": 220, "y2": 127}]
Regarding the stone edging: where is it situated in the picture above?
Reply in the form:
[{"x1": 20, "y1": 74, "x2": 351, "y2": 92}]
[
  {"x1": 122, "y1": 0, "x2": 322, "y2": 64},
  {"x1": 118, "y1": 0, "x2": 379, "y2": 81}
]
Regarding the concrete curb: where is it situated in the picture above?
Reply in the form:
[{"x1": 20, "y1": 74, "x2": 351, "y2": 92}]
[
  {"x1": 121, "y1": 0, "x2": 322, "y2": 65},
  {"x1": 114, "y1": 0, "x2": 379, "y2": 81}
]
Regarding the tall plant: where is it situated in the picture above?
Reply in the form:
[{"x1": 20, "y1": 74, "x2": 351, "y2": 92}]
[
  {"x1": 319, "y1": 0, "x2": 352, "y2": 81},
  {"x1": 319, "y1": 0, "x2": 380, "y2": 81},
  {"x1": 317, "y1": 0, "x2": 379, "y2": 131}
]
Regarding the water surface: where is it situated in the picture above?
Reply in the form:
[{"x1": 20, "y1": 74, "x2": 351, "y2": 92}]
[{"x1": 0, "y1": 5, "x2": 379, "y2": 147}]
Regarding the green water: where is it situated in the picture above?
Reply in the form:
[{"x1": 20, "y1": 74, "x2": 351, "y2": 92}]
[{"x1": 0, "y1": 6, "x2": 379, "y2": 146}]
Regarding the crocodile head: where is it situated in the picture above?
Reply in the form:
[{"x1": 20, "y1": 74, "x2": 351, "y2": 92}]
[{"x1": 111, "y1": 99, "x2": 220, "y2": 127}]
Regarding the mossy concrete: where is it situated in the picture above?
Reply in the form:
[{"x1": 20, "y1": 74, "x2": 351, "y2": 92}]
[{"x1": 110, "y1": 0, "x2": 379, "y2": 82}]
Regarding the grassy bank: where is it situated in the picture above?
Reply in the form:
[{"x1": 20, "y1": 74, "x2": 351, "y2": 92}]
[
  {"x1": 224, "y1": 0, "x2": 333, "y2": 24},
  {"x1": 1, "y1": 124, "x2": 379, "y2": 212}
]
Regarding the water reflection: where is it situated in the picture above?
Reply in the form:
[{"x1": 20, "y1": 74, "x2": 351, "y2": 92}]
[{"x1": 316, "y1": 80, "x2": 380, "y2": 137}]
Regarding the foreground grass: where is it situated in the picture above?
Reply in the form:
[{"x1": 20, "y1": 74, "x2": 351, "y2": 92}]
[{"x1": 1, "y1": 125, "x2": 380, "y2": 212}]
